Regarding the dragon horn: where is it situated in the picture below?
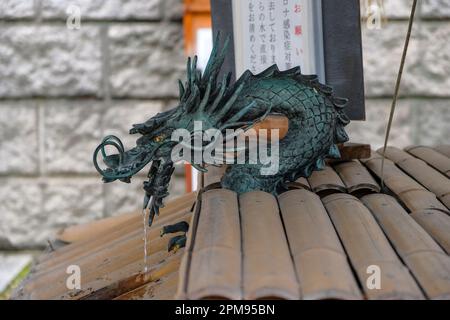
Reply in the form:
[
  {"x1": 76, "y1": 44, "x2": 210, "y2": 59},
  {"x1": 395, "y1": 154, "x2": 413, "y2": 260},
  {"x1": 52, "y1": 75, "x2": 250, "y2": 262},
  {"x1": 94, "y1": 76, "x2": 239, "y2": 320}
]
[
  {"x1": 202, "y1": 33, "x2": 230, "y2": 85},
  {"x1": 208, "y1": 73, "x2": 228, "y2": 113},
  {"x1": 178, "y1": 79, "x2": 185, "y2": 100},
  {"x1": 201, "y1": 32, "x2": 220, "y2": 81},
  {"x1": 198, "y1": 79, "x2": 212, "y2": 113},
  {"x1": 186, "y1": 56, "x2": 192, "y2": 86},
  {"x1": 191, "y1": 55, "x2": 198, "y2": 83},
  {"x1": 216, "y1": 83, "x2": 244, "y2": 120},
  {"x1": 185, "y1": 84, "x2": 200, "y2": 113}
]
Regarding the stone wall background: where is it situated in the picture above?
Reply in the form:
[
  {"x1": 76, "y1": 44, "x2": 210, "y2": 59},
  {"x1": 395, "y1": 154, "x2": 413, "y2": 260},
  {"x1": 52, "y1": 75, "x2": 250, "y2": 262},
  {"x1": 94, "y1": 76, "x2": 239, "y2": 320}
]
[
  {"x1": 349, "y1": 0, "x2": 450, "y2": 148},
  {"x1": 0, "y1": 0, "x2": 449, "y2": 249}
]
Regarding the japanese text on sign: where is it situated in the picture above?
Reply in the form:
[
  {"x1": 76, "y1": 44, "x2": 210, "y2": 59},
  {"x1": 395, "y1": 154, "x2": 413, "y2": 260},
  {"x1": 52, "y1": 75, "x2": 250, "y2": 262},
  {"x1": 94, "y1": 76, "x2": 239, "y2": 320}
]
[{"x1": 233, "y1": 0, "x2": 324, "y2": 79}]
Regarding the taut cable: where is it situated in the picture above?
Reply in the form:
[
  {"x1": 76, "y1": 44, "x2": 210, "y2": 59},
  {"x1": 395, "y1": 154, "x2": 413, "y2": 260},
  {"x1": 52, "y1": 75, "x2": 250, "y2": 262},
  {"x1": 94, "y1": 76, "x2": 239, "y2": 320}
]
[{"x1": 380, "y1": 0, "x2": 418, "y2": 189}]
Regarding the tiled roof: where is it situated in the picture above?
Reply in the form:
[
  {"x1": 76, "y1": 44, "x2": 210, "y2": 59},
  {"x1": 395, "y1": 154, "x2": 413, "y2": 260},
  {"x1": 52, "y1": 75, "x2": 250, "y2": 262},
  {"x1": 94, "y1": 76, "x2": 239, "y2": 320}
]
[
  {"x1": 12, "y1": 145, "x2": 450, "y2": 300},
  {"x1": 12, "y1": 192, "x2": 197, "y2": 300},
  {"x1": 179, "y1": 146, "x2": 450, "y2": 300}
]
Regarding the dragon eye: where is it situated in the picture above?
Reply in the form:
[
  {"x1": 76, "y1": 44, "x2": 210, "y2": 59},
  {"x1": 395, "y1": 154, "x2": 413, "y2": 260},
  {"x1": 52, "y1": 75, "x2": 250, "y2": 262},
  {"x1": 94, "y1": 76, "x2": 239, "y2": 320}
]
[{"x1": 154, "y1": 135, "x2": 164, "y2": 142}]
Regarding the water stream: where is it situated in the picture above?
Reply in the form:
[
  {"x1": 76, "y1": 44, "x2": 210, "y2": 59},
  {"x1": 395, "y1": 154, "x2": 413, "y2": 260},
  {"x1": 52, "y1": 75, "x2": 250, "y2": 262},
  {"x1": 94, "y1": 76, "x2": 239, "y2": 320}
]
[{"x1": 142, "y1": 209, "x2": 148, "y2": 274}]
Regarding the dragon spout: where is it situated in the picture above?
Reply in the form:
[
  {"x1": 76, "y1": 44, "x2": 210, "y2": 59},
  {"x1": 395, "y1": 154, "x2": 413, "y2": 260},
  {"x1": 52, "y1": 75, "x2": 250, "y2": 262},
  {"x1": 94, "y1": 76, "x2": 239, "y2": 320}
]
[{"x1": 93, "y1": 33, "x2": 350, "y2": 228}]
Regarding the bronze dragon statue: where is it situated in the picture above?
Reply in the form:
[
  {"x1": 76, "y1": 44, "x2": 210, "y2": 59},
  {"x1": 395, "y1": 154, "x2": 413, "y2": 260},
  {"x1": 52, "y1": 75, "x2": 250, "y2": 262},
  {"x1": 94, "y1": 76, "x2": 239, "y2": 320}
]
[{"x1": 93, "y1": 35, "x2": 349, "y2": 250}]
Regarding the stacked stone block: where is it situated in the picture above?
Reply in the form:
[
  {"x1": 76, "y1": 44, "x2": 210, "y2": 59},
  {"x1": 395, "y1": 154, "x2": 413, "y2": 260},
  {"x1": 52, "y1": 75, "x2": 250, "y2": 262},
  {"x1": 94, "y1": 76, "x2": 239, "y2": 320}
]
[
  {"x1": 348, "y1": 0, "x2": 450, "y2": 146},
  {"x1": 0, "y1": 0, "x2": 185, "y2": 248}
]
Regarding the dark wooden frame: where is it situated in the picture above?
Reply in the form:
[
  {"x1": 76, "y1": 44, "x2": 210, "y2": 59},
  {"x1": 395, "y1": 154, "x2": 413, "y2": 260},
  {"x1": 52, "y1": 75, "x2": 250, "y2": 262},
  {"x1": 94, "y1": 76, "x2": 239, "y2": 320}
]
[{"x1": 211, "y1": 0, "x2": 366, "y2": 120}]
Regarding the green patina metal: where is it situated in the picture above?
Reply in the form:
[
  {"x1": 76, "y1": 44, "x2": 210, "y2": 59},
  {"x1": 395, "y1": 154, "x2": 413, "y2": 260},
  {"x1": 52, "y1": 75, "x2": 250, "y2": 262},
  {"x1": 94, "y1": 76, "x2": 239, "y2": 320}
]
[{"x1": 93, "y1": 34, "x2": 350, "y2": 228}]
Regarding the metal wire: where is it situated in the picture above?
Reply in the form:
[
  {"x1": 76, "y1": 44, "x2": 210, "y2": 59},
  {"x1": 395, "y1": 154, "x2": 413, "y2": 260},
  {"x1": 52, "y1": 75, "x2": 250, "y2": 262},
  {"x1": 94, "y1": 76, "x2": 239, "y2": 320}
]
[{"x1": 380, "y1": 0, "x2": 418, "y2": 189}]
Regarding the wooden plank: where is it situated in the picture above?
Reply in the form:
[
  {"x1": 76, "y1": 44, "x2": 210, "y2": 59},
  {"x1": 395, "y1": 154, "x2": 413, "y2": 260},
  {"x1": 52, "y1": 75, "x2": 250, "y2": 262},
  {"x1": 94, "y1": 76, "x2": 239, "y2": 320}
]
[
  {"x1": 434, "y1": 145, "x2": 450, "y2": 158},
  {"x1": 278, "y1": 190, "x2": 362, "y2": 300},
  {"x1": 360, "y1": 150, "x2": 382, "y2": 163},
  {"x1": 22, "y1": 209, "x2": 191, "y2": 299},
  {"x1": 34, "y1": 198, "x2": 194, "y2": 275},
  {"x1": 379, "y1": 147, "x2": 450, "y2": 209},
  {"x1": 81, "y1": 250, "x2": 183, "y2": 300},
  {"x1": 307, "y1": 166, "x2": 347, "y2": 196},
  {"x1": 362, "y1": 194, "x2": 450, "y2": 299},
  {"x1": 378, "y1": 146, "x2": 413, "y2": 163},
  {"x1": 410, "y1": 209, "x2": 450, "y2": 255},
  {"x1": 34, "y1": 221, "x2": 188, "y2": 300},
  {"x1": 405, "y1": 146, "x2": 450, "y2": 178},
  {"x1": 441, "y1": 194, "x2": 450, "y2": 211},
  {"x1": 383, "y1": 175, "x2": 424, "y2": 195},
  {"x1": 334, "y1": 160, "x2": 380, "y2": 195},
  {"x1": 323, "y1": 194, "x2": 424, "y2": 300},
  {"x1": 240, "y1": 191, "x2": 300, "y2": 300},
  {"x1": 29, "y1": 206, "x2": 189, "y2": 282},
  {"x1": 362, "y1": 155, "x2": 421, "y2": 195},
  {"x1": 399, "y1": 189, "x2": 448, "y2": 212},
  {"x1": 176, "y1": 191, "x2": 203, "y2": 299},
  {"x1": 362, "y1": 155, "x2": 447, "y2": 212},
  {"x1": 32, "y1": 233, "x2": 186, "y2": 300},
  {"x1": 56, "y1": 212, "x2": 138, "y2": 244},
  {"x1": 185, "y1": 189, "x2": 242, "y2": 300},
  {"x1": 37, "y1": 192, "x2": 197, "y2": 267},
  {"x1": 114, "y1": 270, "x2": 179, "y2": 300},
  {"x1": 337, "y1": 143, "x2": 371, "y2": 161}
]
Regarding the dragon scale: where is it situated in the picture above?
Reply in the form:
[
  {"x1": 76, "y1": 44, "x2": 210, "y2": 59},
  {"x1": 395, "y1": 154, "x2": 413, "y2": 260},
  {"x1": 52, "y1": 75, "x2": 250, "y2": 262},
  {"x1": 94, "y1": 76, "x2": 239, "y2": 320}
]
[{"x1": 221, "y1": 68, "x2": 349, "y2": 194}]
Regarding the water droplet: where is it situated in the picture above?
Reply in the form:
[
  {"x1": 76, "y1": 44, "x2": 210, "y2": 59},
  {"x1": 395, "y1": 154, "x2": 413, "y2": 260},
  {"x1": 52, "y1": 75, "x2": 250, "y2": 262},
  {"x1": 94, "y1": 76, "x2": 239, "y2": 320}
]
[{"x1": 142, "y1": 209, "x2": 148, "y2": 274}]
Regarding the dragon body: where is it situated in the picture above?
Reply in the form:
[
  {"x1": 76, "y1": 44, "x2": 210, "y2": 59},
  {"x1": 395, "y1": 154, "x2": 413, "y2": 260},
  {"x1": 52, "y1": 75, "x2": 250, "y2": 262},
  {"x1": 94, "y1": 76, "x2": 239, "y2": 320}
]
[
  {"x1": 220, "y1": 66, "x2": 349, "y2": 194},
  {"x1": 94, "y1": 35, "x2": 350, "y2": 230}
]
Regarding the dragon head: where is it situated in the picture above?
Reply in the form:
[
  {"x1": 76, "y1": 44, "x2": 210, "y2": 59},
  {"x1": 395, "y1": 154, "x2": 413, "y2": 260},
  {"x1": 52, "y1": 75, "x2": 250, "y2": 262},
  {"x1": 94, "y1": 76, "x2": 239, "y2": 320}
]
[{"x1": 93, "y1": 34, "x2": 262, "y2": 224}]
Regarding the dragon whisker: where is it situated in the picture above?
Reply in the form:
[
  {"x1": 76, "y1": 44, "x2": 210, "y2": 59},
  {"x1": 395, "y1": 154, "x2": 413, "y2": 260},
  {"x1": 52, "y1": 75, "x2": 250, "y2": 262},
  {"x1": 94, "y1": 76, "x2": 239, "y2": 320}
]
[{"x1": 198, "y1": 79, "x2": 212, "y2": 112}]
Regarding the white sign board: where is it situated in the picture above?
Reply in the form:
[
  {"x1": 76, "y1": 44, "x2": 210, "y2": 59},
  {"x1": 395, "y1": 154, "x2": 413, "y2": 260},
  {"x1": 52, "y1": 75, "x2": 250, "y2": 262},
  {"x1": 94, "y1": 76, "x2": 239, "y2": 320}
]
[
  {"x1": 196, "y1": 28, "x2": 214, "y2": 71},
  {"x1": 232, "y1": 0, "x2": 325, "y2": 81}
]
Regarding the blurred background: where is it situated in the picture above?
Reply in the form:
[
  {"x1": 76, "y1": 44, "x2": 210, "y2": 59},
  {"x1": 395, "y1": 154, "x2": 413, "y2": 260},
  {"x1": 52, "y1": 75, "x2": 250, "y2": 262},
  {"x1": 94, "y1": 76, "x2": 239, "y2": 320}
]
[{"x1": 0, "y1": 0, "x2": 449, "y2": 295}]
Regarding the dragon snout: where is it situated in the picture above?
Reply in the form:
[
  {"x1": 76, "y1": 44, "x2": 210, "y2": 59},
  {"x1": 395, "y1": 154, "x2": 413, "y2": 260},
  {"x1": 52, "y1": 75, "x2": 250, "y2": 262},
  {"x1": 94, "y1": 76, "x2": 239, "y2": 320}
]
[
  {"x1": 93, "y1": 135, "x2": 127, "y2": 182},
  {"x1": 93, "y1": 135, "x2": 153, "y2": 183}
]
